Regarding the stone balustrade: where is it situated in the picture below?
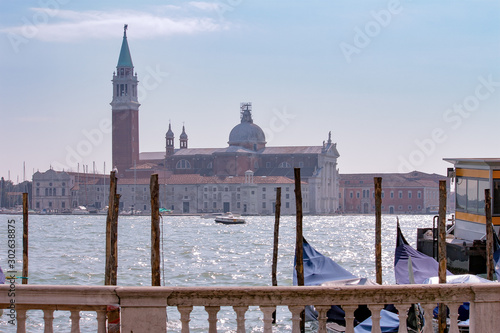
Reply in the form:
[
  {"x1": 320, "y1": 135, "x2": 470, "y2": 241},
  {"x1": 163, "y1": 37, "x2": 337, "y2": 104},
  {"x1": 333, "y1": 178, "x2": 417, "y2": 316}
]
[{"x1": 1, "y1": 283, "x2": 500, "y2": 332}]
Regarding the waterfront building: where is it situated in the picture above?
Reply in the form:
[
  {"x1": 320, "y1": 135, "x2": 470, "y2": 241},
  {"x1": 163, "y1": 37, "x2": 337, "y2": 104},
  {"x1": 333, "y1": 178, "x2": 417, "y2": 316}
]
[
  {"x1": 338, "y1": 171, "x2": 450, "y2": 214},
  {"x1": 32, "y1": 169, "x2": 73, "y2": 213}
]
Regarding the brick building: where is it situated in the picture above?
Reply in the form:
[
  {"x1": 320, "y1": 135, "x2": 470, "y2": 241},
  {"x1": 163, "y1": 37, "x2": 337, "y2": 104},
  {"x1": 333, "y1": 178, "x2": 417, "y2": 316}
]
[{"x1": 338, "y1": 171, "x2": 449, "y2": 214}]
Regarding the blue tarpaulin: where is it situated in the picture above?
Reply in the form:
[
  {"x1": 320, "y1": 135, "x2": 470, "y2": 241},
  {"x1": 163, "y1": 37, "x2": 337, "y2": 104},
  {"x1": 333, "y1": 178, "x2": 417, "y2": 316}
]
[
  {"x1": 293, "y1": 238, "x2": 356, "y2": 286},
  {"x1": 394, "y1": 223, "x2": 452, "y2": 284},
  {"x1": 354, "y1": 310, "x2": 400, "y2": 333}
]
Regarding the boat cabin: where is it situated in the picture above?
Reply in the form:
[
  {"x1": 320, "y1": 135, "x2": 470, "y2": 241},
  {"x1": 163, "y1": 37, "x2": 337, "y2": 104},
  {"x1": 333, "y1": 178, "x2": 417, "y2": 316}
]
[{"x1": 445, "y1": 158, "x2": 500, "y2": 241}]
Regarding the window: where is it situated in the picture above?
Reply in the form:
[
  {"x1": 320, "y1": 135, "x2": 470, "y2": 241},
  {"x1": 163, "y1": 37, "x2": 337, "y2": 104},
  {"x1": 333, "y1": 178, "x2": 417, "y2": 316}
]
[
  {"x1": 213, "y1": 202, "x2": 217, "y2": 209},
  {"x1": 286, "y1": 194, "x2": 290, "y2": 199},
  {"x1": 225, "y1": 187, "x2": 229, "y2": 192},
  {"x1": 237, "y1": 202, "x2": 240, "y2": 208},
  {"x1": 356, "y1": 192, "x2": 360, "y2": 198},
  {"x1": 266, "y1": 162, "x2": 271, "y2": 168},
  {"x1": 36, "y1": 202, "x2": 40, "y2": 209},
  {"x1": 36, "y1": 188, "x2": 40, "y2": 196},
  {"x1": 278, "y1": 162, "x2": 291, "y2": 168},
  {"x1": 286, "y1": 187, "x2": 289, "y2": 192},
  {"x1": 262, "y1": 194, "x2": 266, "y2": 199},
  {"x1": 417, "y1": 191, "x2": 422, "y2": 199},
  {"x1": 286, "y1": 202, "x2": 290, "y2": 208},
  {"x1": 176, "y1": 159, "x2": 191, "y2": 169},
  {"x1": 262, "y1": 202, "x2": 266, "y2": 209},
  {"x1": 398, "y1": 191, "x2": 403, "y2": 199},
  {"x1": 262, "y1": 187, "x2": 266, "y2": 192},
  {"x1": 408, "y1": 191, "x2": 412, "y2": 199},
  {"x1": 456, "y1": 177, "x2": 489, "y2": 214},
  {"x1": 350, "y1": 192, "x2": 353, "y2": 198},
  {"x1": 390, "y1": 191, "x2": 394, "y2": 198},
  {"x1": 298, "y1": 162, "x2": 304, "y2": 167}
]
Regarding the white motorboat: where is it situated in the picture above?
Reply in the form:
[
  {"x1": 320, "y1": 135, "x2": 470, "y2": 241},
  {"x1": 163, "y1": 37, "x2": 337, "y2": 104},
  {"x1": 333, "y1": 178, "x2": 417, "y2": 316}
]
[{"x1": 215, "y1": 213, "x2": 245, "y2": 224}]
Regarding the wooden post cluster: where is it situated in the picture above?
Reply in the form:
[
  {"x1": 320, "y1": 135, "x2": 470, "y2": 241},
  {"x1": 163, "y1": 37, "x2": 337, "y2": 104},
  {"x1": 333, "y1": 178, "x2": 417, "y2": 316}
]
[
  {"x1": 374, "y1": 177, "x2": 382, "y2": 285},
  {"x1": 105, "y1": 171, "x2": 120, "y2": 286},
  {"x1": 22, "y1": 193, "x2": 28, "y2": 284},
  {"x1": 150, "y1": 174, "x2": 161, "y2": 286},
  {"x1": 438, "y1": 180, "x2": 447, "y2": 333}
]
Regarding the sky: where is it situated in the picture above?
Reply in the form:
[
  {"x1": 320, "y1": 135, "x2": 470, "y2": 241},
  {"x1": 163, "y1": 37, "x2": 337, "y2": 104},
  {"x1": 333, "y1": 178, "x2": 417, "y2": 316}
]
[{"x1": 1, "y1": 0, "x2": 500, "y2": 183}]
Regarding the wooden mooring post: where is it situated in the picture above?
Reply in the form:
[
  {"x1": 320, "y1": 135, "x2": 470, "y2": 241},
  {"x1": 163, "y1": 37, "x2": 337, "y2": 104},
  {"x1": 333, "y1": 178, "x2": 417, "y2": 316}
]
[
  {"x1": 438, "y1": 180, "x2": 447, "y2": 333},
  {"x1": 294, "y1": 168, "x2": 305, "y2": 332},
  {"x1": 374, "y1": 177, "x2": 382, "y2": 285},
  {"x1": 150, "y1": 174, "x2": 161, "y2": 286},
  {"x1": 105, "y1": 171, "x2": 118, "y2": 286},
  {"x1": 485, "y1": 189, "x2": 494, "y2": 281},
  {"x1": 272, "y1": 187, "x2": 281, "y2": 324},
  {"x1": 22, "y1": 192, "x2": 28, "y2": 284}
]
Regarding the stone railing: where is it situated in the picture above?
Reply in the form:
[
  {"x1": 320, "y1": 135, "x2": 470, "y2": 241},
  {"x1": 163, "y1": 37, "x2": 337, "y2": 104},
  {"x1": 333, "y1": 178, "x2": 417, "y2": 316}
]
[{"x1": 1, "y1": 283, "x2": 500, "y2": 332}]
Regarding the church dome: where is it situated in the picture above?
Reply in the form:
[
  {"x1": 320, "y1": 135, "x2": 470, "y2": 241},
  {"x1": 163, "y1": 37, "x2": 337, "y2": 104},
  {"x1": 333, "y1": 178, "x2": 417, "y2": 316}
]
[
  {"x1": 228, "y1": 122, "x2": 266, "y2": 145},
  {"x1": 228, "y1": 103, "x2": 266, "y2": 149}
]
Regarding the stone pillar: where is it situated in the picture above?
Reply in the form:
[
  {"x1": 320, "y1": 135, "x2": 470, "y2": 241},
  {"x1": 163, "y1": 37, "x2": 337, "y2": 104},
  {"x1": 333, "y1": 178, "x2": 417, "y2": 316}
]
[
  {"x1": 470, "y1": 285, "x2": 500, "y2": 332},
  {"x1": 119, "y1": 294, "x2": 167, "y2": 333}
]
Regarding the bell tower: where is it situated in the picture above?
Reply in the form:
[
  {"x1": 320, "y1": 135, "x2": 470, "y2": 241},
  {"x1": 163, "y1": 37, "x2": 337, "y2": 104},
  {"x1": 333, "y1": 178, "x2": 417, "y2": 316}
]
[{"x1": 111, "y1": 24, "x2": 140, "y2": 178}]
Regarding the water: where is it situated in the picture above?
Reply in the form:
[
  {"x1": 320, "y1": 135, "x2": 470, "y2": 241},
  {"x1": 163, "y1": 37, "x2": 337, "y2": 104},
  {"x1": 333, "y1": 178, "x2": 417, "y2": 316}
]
[{"x1": 0, "y1": 214, "x2": 436, "y2": 332}]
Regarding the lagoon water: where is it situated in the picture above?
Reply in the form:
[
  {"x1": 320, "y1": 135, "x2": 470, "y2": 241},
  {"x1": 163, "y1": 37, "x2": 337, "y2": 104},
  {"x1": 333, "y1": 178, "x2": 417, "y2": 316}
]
[{"x1": 0, "y1": 214, "x2": 436, "y2": 332}]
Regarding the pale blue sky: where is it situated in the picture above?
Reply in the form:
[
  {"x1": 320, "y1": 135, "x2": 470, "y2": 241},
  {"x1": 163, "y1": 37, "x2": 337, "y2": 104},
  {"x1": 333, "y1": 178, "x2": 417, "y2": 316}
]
[{"x1": 1, "y1": 1, "x2": 500, "y2": 182}]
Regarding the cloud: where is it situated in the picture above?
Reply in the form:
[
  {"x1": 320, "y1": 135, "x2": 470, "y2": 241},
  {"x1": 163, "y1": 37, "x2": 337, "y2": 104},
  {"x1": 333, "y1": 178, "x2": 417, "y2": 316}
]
[
  {"x1": 0, "y1": 5, "x2": 231, "y2": 42},
  {"x1": 188, "y1": 1, "x2": 223, "y2": 11}
]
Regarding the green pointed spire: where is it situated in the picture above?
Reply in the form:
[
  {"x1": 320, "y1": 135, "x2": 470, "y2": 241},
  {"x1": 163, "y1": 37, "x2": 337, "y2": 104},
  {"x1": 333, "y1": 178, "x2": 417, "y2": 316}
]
[{"x1": 117, "y1": 24, "x2": 133, "y2": 68}]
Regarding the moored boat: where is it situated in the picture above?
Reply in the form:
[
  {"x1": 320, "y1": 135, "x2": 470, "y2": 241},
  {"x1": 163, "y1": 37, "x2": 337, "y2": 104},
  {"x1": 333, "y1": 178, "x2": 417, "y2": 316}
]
[{"x1": 72, "y1": 206, "x2": 89, "y2": 215}]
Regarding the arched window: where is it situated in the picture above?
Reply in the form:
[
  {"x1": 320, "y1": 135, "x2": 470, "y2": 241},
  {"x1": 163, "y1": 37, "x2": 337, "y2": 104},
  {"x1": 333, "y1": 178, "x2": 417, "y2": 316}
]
[
  {"x1": 278, "y1": 162, "x2": 291, "y2": 168},
  {"x1": 176, "y1": 159, "x2": 191, "y2": 169}
]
